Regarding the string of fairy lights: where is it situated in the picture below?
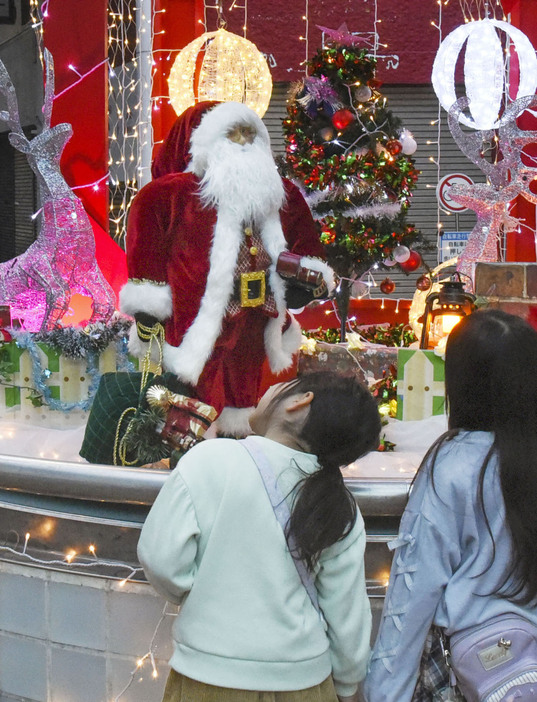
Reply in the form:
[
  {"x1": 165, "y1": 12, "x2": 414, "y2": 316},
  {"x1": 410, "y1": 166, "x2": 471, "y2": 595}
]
[{"x1": 107, "y1": 0, "x2": 154, "y2": 241}]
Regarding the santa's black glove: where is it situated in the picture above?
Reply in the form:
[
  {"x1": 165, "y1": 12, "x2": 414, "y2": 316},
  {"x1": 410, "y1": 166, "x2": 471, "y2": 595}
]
[
  {"x1": 134, "y1": 312, "x2": 159, "y2": 341},
  {"x1": 285, "y1": 284, "x2": 319, "y2": 309}
]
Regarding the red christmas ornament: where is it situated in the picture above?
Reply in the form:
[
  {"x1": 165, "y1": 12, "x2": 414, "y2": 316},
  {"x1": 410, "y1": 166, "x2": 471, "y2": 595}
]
[
  {"x1": 416, "y1": 275, "x2": 432, "y2": 292},
  {"x1": 399, "y1": 250, "x2": 422, "y2": 273},
  {"x1": 386, "y1": 139, "x2": 403, "y2": 155},
  {"x1": 380, "y1": 277, "x2": 396, "y2": 294},
  {"x1": 332, "y1": 109, "x2": 355, "y2": 130}
]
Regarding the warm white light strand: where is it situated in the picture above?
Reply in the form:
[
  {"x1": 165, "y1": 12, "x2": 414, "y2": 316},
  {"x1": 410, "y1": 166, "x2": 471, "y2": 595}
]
[
  {"x1": 108, "y1": 0, "x2": 155, "y2": 242},
  {"x1": 0, "y1": 535, "x2": 142, "y2": 581},
  {"x1": 304, "y1": 0, "x2": 309, "y2": 72},
  {"x1": 435, "y1": 0, "x2": 444, "y2": 255},
  {"x1": 113, "y1": 603, "x2": 178, "y2": 701}
]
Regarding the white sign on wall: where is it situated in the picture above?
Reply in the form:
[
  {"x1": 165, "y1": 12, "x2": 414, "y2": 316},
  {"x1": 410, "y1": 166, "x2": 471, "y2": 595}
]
[{"x1": 439, "y1": 231, "x2": 470, "y2": 263}]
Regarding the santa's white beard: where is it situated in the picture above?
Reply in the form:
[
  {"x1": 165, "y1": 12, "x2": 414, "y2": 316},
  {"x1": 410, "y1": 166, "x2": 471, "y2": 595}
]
[{"x1": 198, "y1": 138, "x2": 286, "y2": 223}]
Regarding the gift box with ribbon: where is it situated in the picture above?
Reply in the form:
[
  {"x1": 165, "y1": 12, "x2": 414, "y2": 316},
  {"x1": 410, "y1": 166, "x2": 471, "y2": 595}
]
[{"x1": 396, "y1": 349, "x2": 446, "y2": 421}]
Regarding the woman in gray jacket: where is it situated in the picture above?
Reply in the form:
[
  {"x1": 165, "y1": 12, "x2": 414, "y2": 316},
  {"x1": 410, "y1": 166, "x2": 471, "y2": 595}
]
[{"x1": 365, "y1": 309, "x2": 537, "y2": 701}]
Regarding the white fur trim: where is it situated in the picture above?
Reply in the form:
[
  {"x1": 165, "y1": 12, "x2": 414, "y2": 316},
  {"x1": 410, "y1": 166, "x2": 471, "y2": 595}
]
[
  {"x1": 188, "y1": 102, "x2": 270, "y2": 177},
  {"x1": 214, "y1": 407, "x2": 254, "y2": 437},
  {"x1": 300, "y1": 256, "x2": 336, "y2": 293},
  {"x1": 281, "y1": 314, "x2": 303, "y2": 355},
  {"x1": 162, "y1": 208, "x2": 243, "y2": 384},
  {"x1": 119, "y1": 280, "x2": 173, "y2": 320},
  {"x1": 264, "y1": 312, "x2": 302, "y2": 374},
  {"x1": 257, "y1": 213, "x2": 299, "y2": 373},
  {"x1": 126, "y1": 323, "x2": 163, "y2": 364}
]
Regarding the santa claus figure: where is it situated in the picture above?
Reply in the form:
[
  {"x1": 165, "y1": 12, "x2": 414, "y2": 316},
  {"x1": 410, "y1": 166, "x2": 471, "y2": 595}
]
[{"x1": 120, "y1": 101, "x2": 333, "y2": 447}]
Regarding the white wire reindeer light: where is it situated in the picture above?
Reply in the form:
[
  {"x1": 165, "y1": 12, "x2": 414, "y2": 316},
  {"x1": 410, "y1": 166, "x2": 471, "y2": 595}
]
[
  {"x1": 447, "y1": 95, "x2": 537, "y2": 285},
  {"x1": 0, "y1": 49, "x2": 116, "y2": 331}
]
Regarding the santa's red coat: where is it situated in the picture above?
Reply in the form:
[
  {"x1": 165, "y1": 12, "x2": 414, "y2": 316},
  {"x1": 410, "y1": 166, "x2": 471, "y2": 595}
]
[{"x1": 121, "y1": 172, "x2": 325, "y2": 416}]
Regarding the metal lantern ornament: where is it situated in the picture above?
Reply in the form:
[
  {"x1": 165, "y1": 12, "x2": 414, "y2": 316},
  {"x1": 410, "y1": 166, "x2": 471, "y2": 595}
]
[
  {"x1": 419, "y1": 276, "x2": 476, "y2": 349},
  {"x1": 168, "y1": 27, "x2": 273, "y2": 118}
]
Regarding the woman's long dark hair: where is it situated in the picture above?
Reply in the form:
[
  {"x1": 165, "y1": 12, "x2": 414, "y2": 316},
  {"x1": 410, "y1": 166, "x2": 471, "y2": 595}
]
[
  {"x1": 426, "y1": 308, "x2": 537, "y2": 604},
  {"x1": 265, "y1": 371, "x2": 381, "y2": 571}
]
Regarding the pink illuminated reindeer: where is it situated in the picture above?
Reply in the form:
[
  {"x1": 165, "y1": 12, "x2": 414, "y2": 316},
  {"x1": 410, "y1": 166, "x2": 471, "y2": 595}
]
[
  {"x1": 0, "y1": 49, "x2": 116, "y2": 331},
  {"x1": 447, "y1": 95, "x2": 537, "y2": 284}
]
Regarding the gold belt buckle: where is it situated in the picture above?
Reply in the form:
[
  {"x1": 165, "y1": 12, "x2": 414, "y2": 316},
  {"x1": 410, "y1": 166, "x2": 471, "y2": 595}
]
[{"x1": 240, "y1": 271, "x2": 266, "y2": 307}]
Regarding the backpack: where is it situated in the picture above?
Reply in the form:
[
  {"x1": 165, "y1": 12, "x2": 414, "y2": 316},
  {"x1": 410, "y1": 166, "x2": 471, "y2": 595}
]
[{"x1": 449, "y1": 613, "x2": 537, "y2": 702}]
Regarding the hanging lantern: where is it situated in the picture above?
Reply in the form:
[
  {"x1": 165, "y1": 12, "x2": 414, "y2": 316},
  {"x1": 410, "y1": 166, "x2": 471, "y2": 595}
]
[
  {"x1": 419, "y1": 277, "x2": 476, "y2": 349},
  {"x1": 168, "y1": 28, "x2": 273, "y2": 118},
  {"x1": 432, "y1": 18, "x2": 537, "y2": 130}
]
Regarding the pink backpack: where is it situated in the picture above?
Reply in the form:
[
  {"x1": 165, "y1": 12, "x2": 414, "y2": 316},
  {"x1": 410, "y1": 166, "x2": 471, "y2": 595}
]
[{"x1": 449, "y1": 614, "x2": 537, "y2": 702}]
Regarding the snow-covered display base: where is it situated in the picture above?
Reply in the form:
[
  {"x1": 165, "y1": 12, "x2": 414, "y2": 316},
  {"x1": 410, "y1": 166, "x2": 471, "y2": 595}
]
[
  {"x1": 343, "y1": 413, "x2": 448, "y2": 478},
  {"x1": 0, "y1": 414, "x2": 448, "y2": 477}
]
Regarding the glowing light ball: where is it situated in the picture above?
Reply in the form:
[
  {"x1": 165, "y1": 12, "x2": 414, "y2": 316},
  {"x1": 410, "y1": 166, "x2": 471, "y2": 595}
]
[
  {"x1": 168, "y1": 28, "x2": 273, "y2": 118},
  {"x1": 432, "y1": 18, "x2": 537, "y2": 130}
]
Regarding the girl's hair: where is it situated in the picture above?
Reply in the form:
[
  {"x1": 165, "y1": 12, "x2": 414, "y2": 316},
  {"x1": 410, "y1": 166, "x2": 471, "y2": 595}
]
[
  {"x1": 427, "y1": 308, "x2": 537, "y2": 604},
  {"x1": 266, "y1": 371, "x2": 381, "y2": 571}
]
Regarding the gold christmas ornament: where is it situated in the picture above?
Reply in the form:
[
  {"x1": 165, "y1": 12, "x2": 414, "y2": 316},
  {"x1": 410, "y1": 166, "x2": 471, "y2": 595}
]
[
  {"x1": 145, "y1": 385, "x2": 172, "y2": 411},
  {"x1": 168, "y1": 28, "x2": 273, "y2": 118}
]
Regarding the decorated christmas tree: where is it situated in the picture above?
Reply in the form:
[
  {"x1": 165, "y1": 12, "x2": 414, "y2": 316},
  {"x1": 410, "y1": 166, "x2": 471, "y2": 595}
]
[{"x1": 283, "y1": 30, "x2": 422, "y2": 338}]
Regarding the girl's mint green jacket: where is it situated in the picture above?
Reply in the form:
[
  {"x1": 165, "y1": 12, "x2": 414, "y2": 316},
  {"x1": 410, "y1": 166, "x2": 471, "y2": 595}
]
[{"x1": 138, "y1": 435, "x2": 372, "y2": 697}]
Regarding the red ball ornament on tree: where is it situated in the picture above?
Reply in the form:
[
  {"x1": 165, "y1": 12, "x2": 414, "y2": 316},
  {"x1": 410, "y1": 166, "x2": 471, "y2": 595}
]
[
  {"x1": 332, "y1": 109, "x2": 355, "y2": 130},
  {"x1": 380, "y1": 277, "x2": 396, "y2": 294},
  {"x1": 399, "y1": 250, "x2": 422, "y2": 273},
  {"x1": 416, "y1": 274, "x2": 432, "y2": 292},
  {"x1": 386, "y1": 139, "x2": 403, "y2": 155}
]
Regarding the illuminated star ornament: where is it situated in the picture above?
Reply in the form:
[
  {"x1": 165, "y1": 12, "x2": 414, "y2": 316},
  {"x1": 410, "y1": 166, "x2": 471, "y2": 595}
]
[{"x1": 316, "y1": 23, "x2": 367, "y2": 47}]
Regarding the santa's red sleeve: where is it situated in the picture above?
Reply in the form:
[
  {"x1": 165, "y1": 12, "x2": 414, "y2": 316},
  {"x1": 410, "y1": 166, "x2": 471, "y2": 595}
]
[
  {"x1": 119, "y1": 176, "x2": 179, "y2": 322},
  {"x1": 281, "y1": 179, "x2": 336, "y2": 293}
]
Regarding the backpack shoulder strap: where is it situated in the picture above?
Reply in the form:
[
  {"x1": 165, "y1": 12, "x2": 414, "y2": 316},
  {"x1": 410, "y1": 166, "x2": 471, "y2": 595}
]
[{"x1": 240, "y1": 437, "x2": 321, "y2": 614}]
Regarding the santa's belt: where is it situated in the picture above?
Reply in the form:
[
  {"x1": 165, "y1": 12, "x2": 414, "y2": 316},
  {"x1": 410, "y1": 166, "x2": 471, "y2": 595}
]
[{"x1": 232, "y1": 271, "x2": 268, "y2": 307}]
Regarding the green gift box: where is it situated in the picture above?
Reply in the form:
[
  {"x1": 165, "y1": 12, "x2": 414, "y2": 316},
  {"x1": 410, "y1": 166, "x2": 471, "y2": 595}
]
[{"x1": 396, "y1": 349, "x2": 446, "y2": 421}]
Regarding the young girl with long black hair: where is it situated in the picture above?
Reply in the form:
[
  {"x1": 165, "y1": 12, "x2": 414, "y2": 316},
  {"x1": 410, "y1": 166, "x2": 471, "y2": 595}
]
[
  {"x1": 138, "y1": 371, "x2": 381, "y2": 702},
  {"x1": 364, "y1": 308, "x2": 537, "y2": 701}
]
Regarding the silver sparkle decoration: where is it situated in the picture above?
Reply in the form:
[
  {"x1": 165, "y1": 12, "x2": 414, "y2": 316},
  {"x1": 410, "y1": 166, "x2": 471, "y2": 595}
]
[
  {"x1": 0, "y1": 49, "x2": 116, "y2": 331},
  {"x1": 447, "y1": 95, "x2": 537, "y2": 283}
]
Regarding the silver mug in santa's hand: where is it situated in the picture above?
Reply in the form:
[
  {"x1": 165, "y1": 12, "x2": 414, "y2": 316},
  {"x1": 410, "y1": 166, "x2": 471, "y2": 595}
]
[{"x1": 276, "y1": 251, "x2": 327, "y2": 298}]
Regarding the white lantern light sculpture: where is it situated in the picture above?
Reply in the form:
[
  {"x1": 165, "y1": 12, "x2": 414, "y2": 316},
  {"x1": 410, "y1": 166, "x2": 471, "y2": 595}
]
[
  {"x1": 432, "y1": 18, "x2": 537, "y2": 130},
  {"x1": 168, "y1": 28, "x2": 273, "y2": 119}
]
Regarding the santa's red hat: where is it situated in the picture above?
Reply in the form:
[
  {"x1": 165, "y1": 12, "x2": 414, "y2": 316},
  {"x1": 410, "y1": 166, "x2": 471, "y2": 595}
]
[{"x1": 151, "y1": 101, "x2": 219, "y2": 178}]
